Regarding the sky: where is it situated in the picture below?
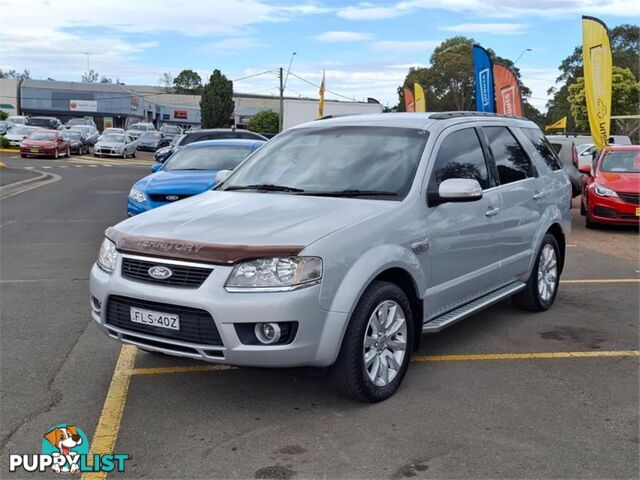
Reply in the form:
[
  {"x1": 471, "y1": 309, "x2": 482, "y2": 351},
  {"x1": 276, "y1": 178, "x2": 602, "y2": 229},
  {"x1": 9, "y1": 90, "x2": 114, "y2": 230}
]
[{"x1": 1, "y1": 0, "x2": 638, "y2": 111}]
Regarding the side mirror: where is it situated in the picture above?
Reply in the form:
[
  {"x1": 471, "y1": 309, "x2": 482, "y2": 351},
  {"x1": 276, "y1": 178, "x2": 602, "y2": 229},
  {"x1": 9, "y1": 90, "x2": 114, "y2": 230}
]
[
  {"x1": 578, "y1": 165, "x2": 592, "y2": 175},
  {"x1": 436, "y1": 178, "x2": 483, "y2": 203},
  {"x1": 150, "y1": 163, "x2": 162, "y2": 173},
  {"x1": 215, "y1": 170, "x2": 232, "y2": 185}
]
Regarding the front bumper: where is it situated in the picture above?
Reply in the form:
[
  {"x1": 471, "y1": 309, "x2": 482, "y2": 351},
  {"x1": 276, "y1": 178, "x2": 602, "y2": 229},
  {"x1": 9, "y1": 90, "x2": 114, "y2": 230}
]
[
  {"x1": 20, "y1": 147, "x2": 55, "y2": 157},
  {"x1": 588, "y1": 193, "x2": 639, "y2": 225},
  {"x1": 95, "y1": 148, "x2": 124, "y2": 157},
  {"x1": 89, "y1": 255, "x2": 347, "y2": 367}
]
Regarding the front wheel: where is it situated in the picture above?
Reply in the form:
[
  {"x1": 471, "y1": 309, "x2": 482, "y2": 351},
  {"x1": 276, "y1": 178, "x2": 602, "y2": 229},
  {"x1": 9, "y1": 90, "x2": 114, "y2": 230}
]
[
  {"x1": 329, "y1": 281, "x2": 413, "y2": 402},
  {"x1": 512, "y1": 233, "x2": 560, "y2": 312}
]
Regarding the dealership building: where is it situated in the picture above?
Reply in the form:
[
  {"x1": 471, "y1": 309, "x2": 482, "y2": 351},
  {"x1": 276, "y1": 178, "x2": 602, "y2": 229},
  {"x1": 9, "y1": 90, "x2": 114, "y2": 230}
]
[{"x1": 1, "y1": 78, "x2": 380, "y2": 131}]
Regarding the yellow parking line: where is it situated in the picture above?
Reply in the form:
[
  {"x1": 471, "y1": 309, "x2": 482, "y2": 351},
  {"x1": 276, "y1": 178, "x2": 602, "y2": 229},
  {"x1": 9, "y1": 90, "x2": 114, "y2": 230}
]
[
  {"x1": 412, "y1": 350, "x2": 640, "y2": 362},
  {"x1": 82, "y1": 345, "x2": 137, "y2": 480},
  {"x1": 131, "y1": 364, "x2": 236, "y2": 376},
  {"x1": 560, "y1": 279, "x2": 640, "y2": 284}
]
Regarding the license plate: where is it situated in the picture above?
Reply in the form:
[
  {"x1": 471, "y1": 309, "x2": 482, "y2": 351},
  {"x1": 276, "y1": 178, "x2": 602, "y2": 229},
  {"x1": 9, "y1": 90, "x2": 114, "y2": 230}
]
[
  {"x1": 30, "y1": 148, "x2": 39, "y2": 153},
  {"x1": 130, "y1": 307, "x2": 180, "y2": 330},
  {"x1": 636, "y1": 207, "x2": 640, "y2": 217}
]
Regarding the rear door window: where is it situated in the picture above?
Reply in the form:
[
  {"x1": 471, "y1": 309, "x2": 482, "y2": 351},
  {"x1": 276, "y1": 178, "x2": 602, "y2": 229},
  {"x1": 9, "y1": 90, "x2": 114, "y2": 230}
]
[
  {"x1": 521, "y1": 128, "x2": 563, "y2": 170},
  {"x1": 430, "y1": 128, "x2": 490, "y2": 189},
  {"x1": 484, "y1": 126, "x2": 534, "y2": 185}
]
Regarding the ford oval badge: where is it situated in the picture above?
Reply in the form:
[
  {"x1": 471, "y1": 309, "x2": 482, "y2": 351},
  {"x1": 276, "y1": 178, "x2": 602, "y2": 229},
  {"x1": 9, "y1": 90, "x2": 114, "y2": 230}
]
[{"x1": 148, "y1": 266, "x2": 173, "y2": 280}]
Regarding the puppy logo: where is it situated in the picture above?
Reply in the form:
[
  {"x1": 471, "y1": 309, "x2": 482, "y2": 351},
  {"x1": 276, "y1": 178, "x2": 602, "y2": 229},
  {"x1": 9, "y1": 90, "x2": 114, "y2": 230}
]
[{"x1": 42, "y1": 424, "x2": 89, "y2": 474}]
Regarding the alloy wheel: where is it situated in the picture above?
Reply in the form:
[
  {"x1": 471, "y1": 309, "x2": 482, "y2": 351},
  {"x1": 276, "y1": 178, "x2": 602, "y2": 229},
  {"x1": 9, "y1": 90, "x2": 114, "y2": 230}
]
[
  {"x1": 363, "y1": 300, "x2": 407, "y2": 387},
  {"x1": 537, "y1": 244, "x2": 558, "y2": 302}
]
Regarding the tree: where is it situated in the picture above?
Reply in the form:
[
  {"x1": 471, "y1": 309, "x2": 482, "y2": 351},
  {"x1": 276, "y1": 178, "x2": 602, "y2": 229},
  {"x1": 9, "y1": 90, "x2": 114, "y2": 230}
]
[
  {"x1": 568, "y1": 66, "x2": 640, "y2": 132},
  {"x1": 0, "y1": 110, "x2": 8, "y2": 120},
  {"x1": 159, "y1": 72, "x2": 174, "y2": 92},
  {"x1": 200, "y1": 69, "x2": 234, "y2": 128},
  {"x1": 99, "y1": 76, "x2": 112, "y2": 84},
  {"x1": 0, "y1": 69, "x2": 30, "y2": 80},
  {"x1": 81, "y1": 69, "x2": 99, "y2": 83},
  {"x1": 247, "y1": 110, "x2": 279, "y2": 134},
  {"x1": 173, "y1": 69, "x2": 203, "y2": 94}
]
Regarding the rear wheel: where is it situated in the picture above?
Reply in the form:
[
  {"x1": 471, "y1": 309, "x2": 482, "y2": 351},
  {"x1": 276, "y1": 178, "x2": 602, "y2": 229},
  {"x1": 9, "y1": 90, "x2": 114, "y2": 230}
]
[
  {"x1": 329, "y1": 281, "x2": 413, "y2": 402},
  {"x1": 66, "y1": 146, "x2": 70, "y2": 157},
  {"x1": 132, "y1": 150, "x2": 136, "y2": 158},
  {"x1": 512, "y1": 233, "x2": 560, "y2": 312},
  {"x1": 54, "y1": 149, "x2": 59, "y2": 160}
]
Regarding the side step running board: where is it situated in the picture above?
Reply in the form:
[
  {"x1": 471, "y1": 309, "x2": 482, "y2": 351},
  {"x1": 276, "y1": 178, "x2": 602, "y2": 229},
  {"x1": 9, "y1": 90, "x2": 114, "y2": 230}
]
[{"x1": 422, "y1": 282, "x2": 526, "y2": 333}]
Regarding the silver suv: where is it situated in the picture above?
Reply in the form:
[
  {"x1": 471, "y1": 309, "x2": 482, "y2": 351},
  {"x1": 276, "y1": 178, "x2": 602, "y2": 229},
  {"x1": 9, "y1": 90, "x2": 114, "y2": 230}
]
[{"x1": 90, "y1": 112, "x2": 571, "y2": 402}]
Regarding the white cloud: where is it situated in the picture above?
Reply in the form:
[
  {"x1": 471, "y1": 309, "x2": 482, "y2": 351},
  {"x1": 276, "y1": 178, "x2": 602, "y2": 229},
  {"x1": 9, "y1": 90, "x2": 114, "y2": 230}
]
[
  {"x1": 518, "y1": 66, "x2": 559, "y2": 111},
  {"x1": 313, "y1": 31, "x2": 374, "y2": 42},
  {"x1": 439, "y1": 23, "x2": 528, "y2": 35},
  {"x1": 371, "y1": 40, "x2": 441, "y2": 52},
  {"x1": 337, "y1": 0, "x2": 640, "y2": 20},
  {"x1": 199, "y1": 38, "x2": 264, "y2": 53}
]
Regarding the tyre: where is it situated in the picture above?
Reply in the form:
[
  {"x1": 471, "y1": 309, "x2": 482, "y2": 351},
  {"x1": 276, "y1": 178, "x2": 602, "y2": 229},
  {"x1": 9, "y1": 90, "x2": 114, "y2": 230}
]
[
  {"x1": 579, "y1": 198, "x2": 586, "y2": 216},
  {"x1": 54, "y1": 149, "x2": 59, "y2": 160},
  {"x1": 20, "y1": 154, "x2": 27, "y2": 158},
  {"x1": 585, "y1": 212, "x2": 597, "y2": 229},
  {"x1": 132, "y1": 150, "x2": 136, "y2": 158},
  {"x1": 512, "y1": 233, "x2": 561, "y2": 312},
  {"x1": 329, "y1": 280, "x2": 414, "y2": 402},
  {"x1": 94, "y1": 153, "x2": 99, "y2": 158},
  {"x1": 66, "y1": 146, "x2": 70, "y2": 157},
  {"x1": 122, "y1": 150, "x2": 126, "y2": 159}
]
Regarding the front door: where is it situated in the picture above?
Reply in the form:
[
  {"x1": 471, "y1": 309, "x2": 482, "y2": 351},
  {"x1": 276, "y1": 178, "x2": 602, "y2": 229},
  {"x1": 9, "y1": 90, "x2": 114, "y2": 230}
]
[{"x1": 422, "y1": 126, "x2": 503, "y2": 320}]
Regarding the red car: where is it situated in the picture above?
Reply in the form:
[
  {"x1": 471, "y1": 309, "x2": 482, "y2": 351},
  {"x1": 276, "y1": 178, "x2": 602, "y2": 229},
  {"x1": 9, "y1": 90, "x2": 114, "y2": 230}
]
[
  {"x1": 580, "y1": 145, "x2": 640, "y2": 228},
  {"x1": 20, "y1": 130, "x2": 70, "y2": 159}
]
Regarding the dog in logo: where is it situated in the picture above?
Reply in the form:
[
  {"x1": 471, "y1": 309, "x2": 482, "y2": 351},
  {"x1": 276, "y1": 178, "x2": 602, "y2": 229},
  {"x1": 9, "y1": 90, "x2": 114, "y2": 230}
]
[{"x1": 44, "y1": 425, "x2": 83, "y2": 473}]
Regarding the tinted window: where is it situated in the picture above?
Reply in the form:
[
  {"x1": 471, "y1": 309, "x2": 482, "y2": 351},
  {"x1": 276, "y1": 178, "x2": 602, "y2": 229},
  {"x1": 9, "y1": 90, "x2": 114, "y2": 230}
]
[
  {"x1": 521, "y1": 128, "x2": 562, "y2": 170},
  {"x1": 485, "y1": 126, "x2": 533, "y2": 184},
  {"x1": 431, "y1": 128, "x2": 489, "y2": 189}
]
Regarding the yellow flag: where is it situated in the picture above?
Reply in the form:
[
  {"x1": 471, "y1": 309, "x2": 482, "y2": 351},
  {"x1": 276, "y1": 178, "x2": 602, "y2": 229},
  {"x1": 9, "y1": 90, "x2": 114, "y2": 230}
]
[
  {"x1": 414, "y1": 83, "x2": 426, "y2": 112},
  {"x1": 582, "y1": 16, "x2": 612, "y2": 150},
  {"x1": 545, "y1": 116, "x2": 567, "y2": 131},
  {"x1": 318, "y1": 69, "x2": 325, "y2": 118}
]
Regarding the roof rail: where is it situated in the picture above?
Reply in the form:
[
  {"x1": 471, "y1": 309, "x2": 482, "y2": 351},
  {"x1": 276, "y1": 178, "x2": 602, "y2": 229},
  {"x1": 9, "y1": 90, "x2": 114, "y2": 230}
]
[{"x1": 429, "y1": 111, "x2": 525, "y2": 120}]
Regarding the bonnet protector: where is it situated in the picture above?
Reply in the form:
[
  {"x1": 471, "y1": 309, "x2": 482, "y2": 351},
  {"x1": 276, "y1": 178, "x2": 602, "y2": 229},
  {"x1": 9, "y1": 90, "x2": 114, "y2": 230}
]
[{"x1": 105, "y1": 227, "x2": 304, "y2": 265}]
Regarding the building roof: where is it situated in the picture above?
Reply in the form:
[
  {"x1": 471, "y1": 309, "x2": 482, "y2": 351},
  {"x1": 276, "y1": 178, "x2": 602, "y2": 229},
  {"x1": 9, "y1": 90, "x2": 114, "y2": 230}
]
[{"x1": 22, "y1": 79, "x2": 134, "y2": 94}]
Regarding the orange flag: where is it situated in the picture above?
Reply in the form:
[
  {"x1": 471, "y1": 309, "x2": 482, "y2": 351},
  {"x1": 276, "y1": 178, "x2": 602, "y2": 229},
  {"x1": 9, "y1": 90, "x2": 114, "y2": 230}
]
[
  {"x1": 403, "y1": 87, "x2": 415, "y2": 112},
  {"x1": 493, "y1": 64, "x2": 523, "y2": 117}
]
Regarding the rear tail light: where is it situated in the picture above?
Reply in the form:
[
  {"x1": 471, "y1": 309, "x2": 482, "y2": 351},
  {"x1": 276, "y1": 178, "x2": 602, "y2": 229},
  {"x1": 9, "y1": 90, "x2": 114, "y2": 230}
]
[{"x1": 572, "y1": 145, "x2": 579, "y2": 168}]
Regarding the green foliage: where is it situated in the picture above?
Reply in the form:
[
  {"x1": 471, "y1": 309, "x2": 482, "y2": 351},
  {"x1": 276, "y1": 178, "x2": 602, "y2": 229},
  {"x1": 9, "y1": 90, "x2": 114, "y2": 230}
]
[
  {"x1": 0, "y1": 69, "x2": 30, "y2": 80},
  {"x1": 0, "y1": 136, "x2": 10, "y2": 148},
  {"x1": 200, "y1": 69, "x2": 235, "y2": 129},
  {"x1": 0, "y1": 110, "x2": 8, "y2": 120},
  {"x1": 247, "y1": 110, "x2": 279, "y2": 134},
  {"x1": 568, "y1": 66, "x2": 640, "y2": 132},
  {"x1": 173, "y1": 70, "x2": 203, "y2": 94},
  {"x1": 81, "y1": 70, "x2": 99, "y2": 83}
]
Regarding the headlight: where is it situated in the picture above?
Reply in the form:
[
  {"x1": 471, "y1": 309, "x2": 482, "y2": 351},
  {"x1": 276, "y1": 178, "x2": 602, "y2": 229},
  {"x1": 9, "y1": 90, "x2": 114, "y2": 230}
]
[
  {"x1": 97, "y1": 238, "x2": 117, "y2": 273},
  {"x1": 593, "y1": 183, "x2": 618, "y2": 198},
  {"x1": 226, "y1": 257, "x2": 322, "y2": 292},
  {"x1": 128, "y1": 188, "x2": 147, "y2": 203}
]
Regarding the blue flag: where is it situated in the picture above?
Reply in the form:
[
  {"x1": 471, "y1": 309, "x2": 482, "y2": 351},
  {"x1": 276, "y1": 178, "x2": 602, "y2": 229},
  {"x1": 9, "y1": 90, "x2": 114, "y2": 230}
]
[{"x1": 472, "y1": 44, "x2": 495, "y2": 112}]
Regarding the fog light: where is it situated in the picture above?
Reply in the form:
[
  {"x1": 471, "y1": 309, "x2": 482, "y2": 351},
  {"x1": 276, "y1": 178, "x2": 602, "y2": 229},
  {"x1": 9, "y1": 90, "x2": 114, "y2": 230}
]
[{"x1": 254, "y1": 322, "x2": 282, "y2": 345}]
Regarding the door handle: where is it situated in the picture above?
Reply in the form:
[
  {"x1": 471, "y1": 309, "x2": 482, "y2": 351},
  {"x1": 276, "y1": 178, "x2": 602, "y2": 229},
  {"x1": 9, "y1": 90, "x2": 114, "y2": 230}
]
[
  {"x1": 533, "y1": 191, "x2": 544, "y2": 200},
  {"x1": 485, "y1": 206, "x2": 500, "y2": 217}
]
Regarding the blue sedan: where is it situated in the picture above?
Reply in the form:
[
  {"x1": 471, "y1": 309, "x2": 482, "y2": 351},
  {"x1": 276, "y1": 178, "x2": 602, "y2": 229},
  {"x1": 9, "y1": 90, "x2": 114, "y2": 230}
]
[{"x1": 127, "y1": 139, "x2": 265, "y2": 216}]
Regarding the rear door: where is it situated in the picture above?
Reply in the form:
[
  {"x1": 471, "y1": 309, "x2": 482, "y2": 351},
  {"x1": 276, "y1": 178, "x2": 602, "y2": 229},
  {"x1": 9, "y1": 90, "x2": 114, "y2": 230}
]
[
  {"x1": 480, "y1": 125, "x2": 544, "y2": 281},
  {"x1": 423, "y1": 126, "x2": 503, "y2": 319}
]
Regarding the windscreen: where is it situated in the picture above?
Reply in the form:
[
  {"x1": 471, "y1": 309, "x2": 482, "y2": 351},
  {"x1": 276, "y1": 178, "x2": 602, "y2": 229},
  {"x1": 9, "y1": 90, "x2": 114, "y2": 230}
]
[
  {"x1": 600, "y1": 150, "x2": 640, "y2": 173},
  {"x1": 165, "y1": 146, "x2": 253, "y2": 171},
  {"x1": 223, "y1": 126, "x2": 428, "y2": 199}
]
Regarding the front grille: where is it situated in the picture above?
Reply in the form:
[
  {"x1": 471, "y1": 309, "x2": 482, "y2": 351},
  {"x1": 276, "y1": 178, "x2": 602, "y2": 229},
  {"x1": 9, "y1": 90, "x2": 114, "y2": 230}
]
[
  {"x1": 148, "y1": 193, "x2": 194, "y2": 203},
  {"x1": 106, "y1": 295, "x2": 223, "y2": 346},
  {"x1": 593, "y1": 206, "x2": 638, "y2": 221},
  {"x1": 616, "y1": 192, "x2": 640, "y2": 205},
  {"x1": 121, "y1": 257, "x2": 212, "y2": 287}
]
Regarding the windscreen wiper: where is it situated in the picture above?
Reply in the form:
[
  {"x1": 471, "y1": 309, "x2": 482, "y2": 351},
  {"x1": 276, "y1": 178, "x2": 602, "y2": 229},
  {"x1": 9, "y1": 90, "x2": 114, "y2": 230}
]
[
  {"x1": 223, "y1": 184, "x2": 306, "y2": 192},
  {"x1": 298, "y1": 189, "x2": 398, "y2": 198}
]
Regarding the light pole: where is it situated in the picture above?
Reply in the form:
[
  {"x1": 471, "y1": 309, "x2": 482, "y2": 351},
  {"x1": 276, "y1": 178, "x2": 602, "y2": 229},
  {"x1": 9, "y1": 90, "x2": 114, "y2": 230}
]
[
  {"x1": 283, "y1": 52, "x2": 296, "y2": 90},
  {"x1": 513, "y1": 48, "x2": 532, "y2": 65},
  {"x1": 279, "y1": 67, "x2": 284, "y2": 132}
]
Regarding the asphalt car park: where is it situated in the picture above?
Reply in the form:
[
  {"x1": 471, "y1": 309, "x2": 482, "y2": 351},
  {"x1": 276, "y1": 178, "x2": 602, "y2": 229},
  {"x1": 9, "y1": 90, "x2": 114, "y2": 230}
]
[{"x1": 0, "y1": 151, "x2": 638, "y2": 479}]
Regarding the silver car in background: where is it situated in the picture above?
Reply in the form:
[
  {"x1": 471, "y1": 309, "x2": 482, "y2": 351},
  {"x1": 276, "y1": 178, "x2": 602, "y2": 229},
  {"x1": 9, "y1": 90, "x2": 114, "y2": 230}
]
[
  {"x1": 70, "y1": 125, "x2": 99, "y2": 145},
  {"x1": 91, "y1": 112, "x2": 571, "y2": 402},
  {"x1": 94, "y1": 133, "x2": 137, "y2": 158},
  {"x1": 4, "y1": 125, "x2": 42, "y2": 147},
  {"x1": 126, "y1": 122, "x2": 156, "y2": 140}
]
